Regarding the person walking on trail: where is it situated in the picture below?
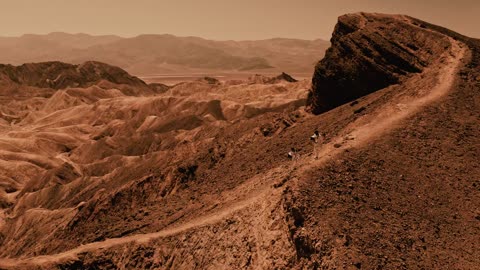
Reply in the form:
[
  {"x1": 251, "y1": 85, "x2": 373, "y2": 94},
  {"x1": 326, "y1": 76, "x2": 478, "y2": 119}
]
[
  {"x1": 288, "y1": 147, "x2": 298, "y2": 162},
  {"x1": 310, "y1": 130, "x2": 323, "y2": 159}
]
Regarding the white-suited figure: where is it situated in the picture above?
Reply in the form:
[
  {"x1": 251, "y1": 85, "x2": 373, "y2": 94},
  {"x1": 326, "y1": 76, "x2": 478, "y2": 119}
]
[
  {"x1": 310, "y1": 130, "x2": 323, "y2": 159},
  {"x1": 288, "y1": 147, "x2": 298, "y2": 163}
]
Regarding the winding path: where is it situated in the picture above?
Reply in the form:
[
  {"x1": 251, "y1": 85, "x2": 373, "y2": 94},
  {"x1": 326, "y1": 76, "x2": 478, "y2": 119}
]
[{"x1": 0, "y1": 37, "x2": 466, "y2": 269}]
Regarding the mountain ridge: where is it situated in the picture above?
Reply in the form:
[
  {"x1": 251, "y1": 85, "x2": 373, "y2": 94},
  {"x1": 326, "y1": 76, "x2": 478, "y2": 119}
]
[
  {"x1": 0, "y1": 33, "x2": 330, "y2": 76},
  {"x1": 307, "y1": 13, "x2": 452, "y2": 114}
]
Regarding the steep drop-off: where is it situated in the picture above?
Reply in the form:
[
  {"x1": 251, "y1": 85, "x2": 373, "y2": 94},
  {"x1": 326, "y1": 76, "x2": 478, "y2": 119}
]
[{"x1": 307, "y1": 13, "x2": 451, "y2": 114}]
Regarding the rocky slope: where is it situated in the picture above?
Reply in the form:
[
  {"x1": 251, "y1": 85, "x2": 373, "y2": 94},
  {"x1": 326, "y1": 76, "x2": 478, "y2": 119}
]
[
  {"x1": 0, "y1": 13, "x2": 478, "y2": 270},
  {"x1": 307, "y1": 13, "x2": 451, "y2": 114}
]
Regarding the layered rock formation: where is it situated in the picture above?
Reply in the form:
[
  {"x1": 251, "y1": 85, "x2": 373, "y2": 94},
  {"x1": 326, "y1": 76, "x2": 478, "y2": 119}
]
[{"x1": 307, "y1": 13, "x2": 451, "y2": 114}]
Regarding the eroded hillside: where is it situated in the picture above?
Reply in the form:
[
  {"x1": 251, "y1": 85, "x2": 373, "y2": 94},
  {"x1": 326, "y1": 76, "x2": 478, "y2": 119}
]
[{"x1": 0, "y1": 12, "x2": 479, "y2": 270}]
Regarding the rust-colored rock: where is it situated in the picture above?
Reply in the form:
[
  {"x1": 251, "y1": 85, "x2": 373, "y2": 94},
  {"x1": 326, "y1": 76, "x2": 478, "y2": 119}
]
[{"x1": 307, "y1": 13, "x2": 450, "y2": 114}]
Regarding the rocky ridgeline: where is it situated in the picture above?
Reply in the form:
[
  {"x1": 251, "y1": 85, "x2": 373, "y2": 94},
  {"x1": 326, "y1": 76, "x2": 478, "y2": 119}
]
[
  {"x1": 307, "y1": 13, "x2": 451, "y2": 114},
  {"x1": 0, "y1": 61, "x2": 147, "y2": 90}
]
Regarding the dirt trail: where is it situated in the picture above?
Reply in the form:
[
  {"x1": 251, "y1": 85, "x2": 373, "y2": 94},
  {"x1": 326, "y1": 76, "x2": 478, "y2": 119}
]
[
  {"x1": 0, "y1": 178, "x2": 285, "y2": 268},
  {"x1": 0, "y1": 38, "x2": 466, "y2": 269},
  {"x1": 304, "y1": 37, "x2": 466, "y2": 170}
]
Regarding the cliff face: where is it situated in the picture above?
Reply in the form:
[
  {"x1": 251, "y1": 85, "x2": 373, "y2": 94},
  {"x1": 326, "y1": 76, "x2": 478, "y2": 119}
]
[
  {"x1": 307, "y1": 13, "x2": 451, "y2": 114},
  {"x1": 0, "y1": 61, "x2": 147, "y2": 90}
]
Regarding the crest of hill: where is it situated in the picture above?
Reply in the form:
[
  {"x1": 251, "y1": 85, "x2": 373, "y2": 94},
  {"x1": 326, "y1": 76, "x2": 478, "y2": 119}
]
[
  {"x1": 0, "y1": 61, "x2": 148, "y2": 90},
  {"x1": 247, "y1": 72, "x2": 298, "y2": 84},
  {"x1": 0, "y1": 34, "x2": 329, "y2": 75},
  {"x1": 307, "y1": 12, "x2": 452, "y2": 114}
]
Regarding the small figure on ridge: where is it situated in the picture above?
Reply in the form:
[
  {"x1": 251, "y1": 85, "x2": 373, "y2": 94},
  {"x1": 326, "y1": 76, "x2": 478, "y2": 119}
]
[
  {"x1": 288, "y1": 147, "x2": 298, "y2": 162},
  {"x1": 310, "y1": 130, "x2": 324, "y2": 160}
]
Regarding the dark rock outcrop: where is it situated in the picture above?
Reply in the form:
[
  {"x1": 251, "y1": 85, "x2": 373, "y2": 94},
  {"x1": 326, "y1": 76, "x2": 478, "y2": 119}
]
[
  {"x1": 247, "y1": 72, "x2": 298, "y2": 84},
  {"x1": 0, "y1": 61, "x2": 148, "y2": 90},
  {"x1": 307, "y1": 13, "x2": 451, "y2": 114},
  {"x1": 272, "y1": 72, "x2": 298, "y2": 83}
]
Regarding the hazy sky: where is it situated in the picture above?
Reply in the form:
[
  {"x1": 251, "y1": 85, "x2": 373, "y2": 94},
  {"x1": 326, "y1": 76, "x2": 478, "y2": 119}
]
[{"x1": 0, "y1": 0, "x2": 479, "y2": 40}]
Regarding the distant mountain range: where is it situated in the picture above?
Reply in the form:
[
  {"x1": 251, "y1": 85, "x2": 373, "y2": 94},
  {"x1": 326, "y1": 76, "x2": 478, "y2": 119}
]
[{"x1": 0, "y1": 32, "x2": 329, "y2": 76}]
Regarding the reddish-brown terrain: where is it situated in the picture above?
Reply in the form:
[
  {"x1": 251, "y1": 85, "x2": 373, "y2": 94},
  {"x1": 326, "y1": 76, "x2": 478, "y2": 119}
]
[{"x1": 0, "y1": 12, "x2": 479, "y2": 269}]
